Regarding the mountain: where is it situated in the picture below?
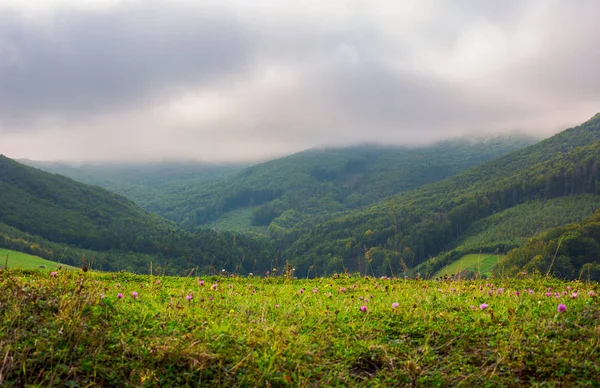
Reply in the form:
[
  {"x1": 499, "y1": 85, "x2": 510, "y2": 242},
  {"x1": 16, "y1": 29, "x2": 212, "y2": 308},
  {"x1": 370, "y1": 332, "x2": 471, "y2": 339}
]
[
  {"x1": 19, "y1": 160, "x2": 244, "y2": 209},
  {"x1": 282, "y1": 113, "x2": 600, "y2": 276},
  {"x1": 57, "y1": 135, "x2": 532, "y2": 232},
  {"x1": 0, "y1": 155, "x2": 274, "y2": 274}
]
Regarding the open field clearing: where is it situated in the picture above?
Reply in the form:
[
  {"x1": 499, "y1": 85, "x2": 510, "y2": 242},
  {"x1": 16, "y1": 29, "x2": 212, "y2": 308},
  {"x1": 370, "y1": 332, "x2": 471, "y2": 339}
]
[
  {"x1": 0, "y1": 248, "x2": 75, "y2": 271},
  {"x1": 434, "y1": 254, "x2": 505, "y2": 278},
  {"x1": 1, "y1": 269, "x2": 598, "y2": 386}
]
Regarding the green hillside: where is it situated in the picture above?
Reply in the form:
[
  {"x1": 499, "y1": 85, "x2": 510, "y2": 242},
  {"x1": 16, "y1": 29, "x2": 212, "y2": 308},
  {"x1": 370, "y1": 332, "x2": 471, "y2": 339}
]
[
  {"x1": 283, "y1": 113, "x2": 600, "y2": 277},
  {"x1": 0, "y1": 248, "x2": 77, "y2": 270},
  {"x1": 0, "y1": 156, "x2": 276, "y2": 275},
  {"x1": 75, "y1": 136, "x2": 532, "y2": 229},
  {"x1": 433, "y1": 253, "x2": 504, "y2": 278},
  {"x1": 20, "y1": 160, "x2": 243, "y2": 208},
  {"x1": 497, "y1": 209, "x2": 600, "y2": 280}
]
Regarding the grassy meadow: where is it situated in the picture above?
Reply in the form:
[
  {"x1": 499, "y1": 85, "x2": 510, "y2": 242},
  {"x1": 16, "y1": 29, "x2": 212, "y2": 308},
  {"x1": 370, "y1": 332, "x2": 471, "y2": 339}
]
[
  {"x1": 0, "y1": 248, "x2": 76, "y2": 271},
  {"x1": 434, "y1": 254, "x2": 505, "y2": 278},
  {"x1": 1, "y1": 268, "x2": 599, "y2": 387}
]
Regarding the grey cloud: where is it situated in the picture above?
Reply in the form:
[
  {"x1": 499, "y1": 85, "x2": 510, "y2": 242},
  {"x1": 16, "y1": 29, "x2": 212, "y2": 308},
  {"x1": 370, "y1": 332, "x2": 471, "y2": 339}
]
[
  {"x1": 1, "y1": 1, "x2": 600, "y2": 162},
  {"x1": 0, "y1": 3, "x2": 253, "y2": 126}
]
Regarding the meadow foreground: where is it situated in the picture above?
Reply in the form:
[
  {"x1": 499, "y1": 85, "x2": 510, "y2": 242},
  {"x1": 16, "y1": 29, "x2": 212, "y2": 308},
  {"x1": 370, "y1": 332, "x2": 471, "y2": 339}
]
[{"x1": 1, "y1": 269, "x2": 599, "y2": 387}]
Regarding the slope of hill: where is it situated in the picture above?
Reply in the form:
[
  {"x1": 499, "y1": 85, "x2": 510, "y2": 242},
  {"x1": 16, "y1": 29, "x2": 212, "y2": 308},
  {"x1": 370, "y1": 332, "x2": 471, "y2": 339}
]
[
  {"x1": 0, "y1": 155, "x2": 275, "y2": 274},
  {"x1": 113, "y1": 135, "x2": 535, "y2": 229},
  {"x1": 0, "y1": 248, "x2": 76, "y2": 270},
  {"x1": 19, "y1": 160, "x2": 244, "y2": 208},
  {"x1": 497, "y1": 209, "x2": 600, "y2": 280},
  {"x1": 282, "y1": 113, "x2": 600, "y2": 276}
]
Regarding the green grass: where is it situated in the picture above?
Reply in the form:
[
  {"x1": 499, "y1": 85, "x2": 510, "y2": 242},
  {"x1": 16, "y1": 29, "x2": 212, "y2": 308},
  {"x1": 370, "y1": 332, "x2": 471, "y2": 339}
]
[
  {"x1": 434, "y1": 253, "x2": 504, "y2": 278},
  {"x1": 1, "y1": 269, "x2": 598, "y2": 386},
  {"x1": 0, "y1": 248, "x2": 75, "y2": 270}
]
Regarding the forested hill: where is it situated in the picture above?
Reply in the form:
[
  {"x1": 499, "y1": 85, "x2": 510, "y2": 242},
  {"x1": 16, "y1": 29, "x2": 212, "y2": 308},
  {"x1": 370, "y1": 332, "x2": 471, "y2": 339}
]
[
  {"x1": 282, "y1": 113, "x2": 600, "y2": 276},
  {"x1": 0, "y1": 155, "x2": 275, "y2": 274},
  {"x1": 497, "y1": 209, "x2": 600, "y2": 280},
  {"x1": 108, "y1": 135, "x2": 535, "y2": 229},
  {"x1": 19, "y1": 160, "x2": 244, "y2": 209}
]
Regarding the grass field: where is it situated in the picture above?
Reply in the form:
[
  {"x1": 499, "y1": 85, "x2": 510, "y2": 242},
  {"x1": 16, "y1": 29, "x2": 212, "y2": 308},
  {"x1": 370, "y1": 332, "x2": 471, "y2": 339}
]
[
  {"x1": 1, "y1": 269, "x2": 598, "y2": 386},
  {"x1": 0, "y1": 248, "x2": 74, "y2": 270},
  {"x1": 434, "y1": 253, "x2": 505, "y2": 278}
]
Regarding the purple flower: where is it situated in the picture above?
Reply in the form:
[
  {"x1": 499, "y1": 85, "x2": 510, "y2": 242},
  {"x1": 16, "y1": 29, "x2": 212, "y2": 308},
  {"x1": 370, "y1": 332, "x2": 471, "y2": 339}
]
[
  {"x1": 312, "y1": 289, "x2": 318, "y2": 294},
  {"x1": 199, "y1": 280, "x2": 205, "y2": 286},
  {"x1": 117, "y1": 293, "x2": 123, "y2": 299},
  {"x1": 211, "y1": 284, "x2": 217, "y2": 291},
  {"x1": 545, "y1": 292, "x2": 552, "y2": 297},
  {"x1": 479, "y1": 303, "x2": 488, "y2": 310},
  {"x1": 570, "y1": 292, "x2": 578, "y2": 299},
  {"x1": 275, "y1": 304, "x2": 280, "y2": 308},
  {"x1": 567, "y1": 286, "x2": 572, "y2": 291},
  {"x1": 155, "y1": 280, "x2": 161, "y2": 285},
  {"x1": 131, "y1": 291, "x2": 139, "y2": 299},
  {"x1": 100, "y1": 294, "x2": 105, "y2": 299},
  {"x1": 557, "y1": 304, "x2": 567, "y2": 313},
  {"x1": 360, "y1": 305, "x2": 368, "y2": 312},
  {"x1": 299, "y1": 288, "x2": 305, "y2": 294},
  {"x1": 588, "y1": 291, "x2": 597, "y2": 298},
  {"x1": 514, "y1": 291, "x2": 520, "y2": 296},
  {"x1": 50, "y1": 271, "x2": 57, "y2": 277},
  {"x1": 186, "y1": 295, "x2": 193, "y2": 301},
  {"x1": 392, "y1": 302, "x2": 399, "y2": 309}
]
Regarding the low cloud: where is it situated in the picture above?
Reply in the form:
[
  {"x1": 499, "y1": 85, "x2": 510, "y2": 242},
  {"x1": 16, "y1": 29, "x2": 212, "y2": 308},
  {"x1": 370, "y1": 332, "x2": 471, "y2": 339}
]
[{"x1": 1, "y1": 0, "x2": 599, "y2": 162}]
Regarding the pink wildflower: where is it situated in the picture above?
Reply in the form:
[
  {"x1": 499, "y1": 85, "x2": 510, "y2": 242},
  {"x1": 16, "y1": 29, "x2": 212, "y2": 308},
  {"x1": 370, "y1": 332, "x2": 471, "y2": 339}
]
[
  {"x1": 588, "y1": 291, "x2": 597, "y2": 297},
  {"x1": 199, "y1": 280, "x2": 205, "y2": 286},
  {"x1": 50, "y1": 271, "x2": 57, "y2": 277},
  {"x1": 360, "y1": 305, "x2": 368, "y2": 312},
  {"x1": 131, "y1": 291, "x2": 138, "y2": 299},
  {"x1": 186, "y1": 295, "x2": 193, "y2": 301},
  {"x1": 117, "y1": 293, "x2": 123, "y2": 299},
  {"x1": 545, "y1": 292, "x2": 552, "y2": 297},
  {"x1": 275, "y1": 304, "x2": 280, "y2": 308},
  {"x1": 570, "y1": 292, "x2": 578, "y2": 299},
  {"x1": 211, "y1": 284, "x2": 217, "y2": 291},
  {"x1": 557, "y1": 304, "x2": 567, "y2": 313},
  {"x1": 392, "y1": 302, "x2": 399, "y2": 309},
  {"x1": 479, "y1": 303, "x2": 488, "y2": 310}
]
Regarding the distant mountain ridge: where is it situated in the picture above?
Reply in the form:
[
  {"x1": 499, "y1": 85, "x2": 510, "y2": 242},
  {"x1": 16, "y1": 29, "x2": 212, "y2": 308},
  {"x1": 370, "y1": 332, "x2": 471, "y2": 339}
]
[
  {"x1": 29, "y1": 134, "x2": 537, "y2": 234},
  {"x1": 281, "y1": 113, "x2": 600, "y2": 276}
]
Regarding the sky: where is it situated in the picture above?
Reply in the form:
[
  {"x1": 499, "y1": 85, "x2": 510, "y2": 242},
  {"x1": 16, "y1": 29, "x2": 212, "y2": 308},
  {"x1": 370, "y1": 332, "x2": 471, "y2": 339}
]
[{"x1": 1, "y1": 0, "x2": 600, "y2": 162}]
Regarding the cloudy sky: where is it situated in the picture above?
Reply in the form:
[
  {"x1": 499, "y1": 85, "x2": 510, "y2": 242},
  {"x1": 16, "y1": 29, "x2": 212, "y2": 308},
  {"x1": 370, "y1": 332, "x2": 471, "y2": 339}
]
[{"x1": 1, "y1": 0, "x2": 600, "y2": 162}]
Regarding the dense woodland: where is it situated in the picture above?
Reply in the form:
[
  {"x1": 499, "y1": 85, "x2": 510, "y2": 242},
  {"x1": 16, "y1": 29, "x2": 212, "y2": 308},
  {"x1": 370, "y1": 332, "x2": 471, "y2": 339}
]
[
  {"x1": 2, "y1": 114, "x2": 600, "y2": 278},
  {"x1": 497, "y1": 209, "x2": 600, "y2": 280},
  {"x1": 0, "y1": 156, "x2": 275, "y2": 274}
]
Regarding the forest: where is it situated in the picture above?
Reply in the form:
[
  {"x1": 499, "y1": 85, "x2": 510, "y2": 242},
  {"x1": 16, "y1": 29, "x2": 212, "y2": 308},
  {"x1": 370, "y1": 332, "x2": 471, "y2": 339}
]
[{"x1": 2, "y1": 114, "x2": 600, "y2": 278}]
